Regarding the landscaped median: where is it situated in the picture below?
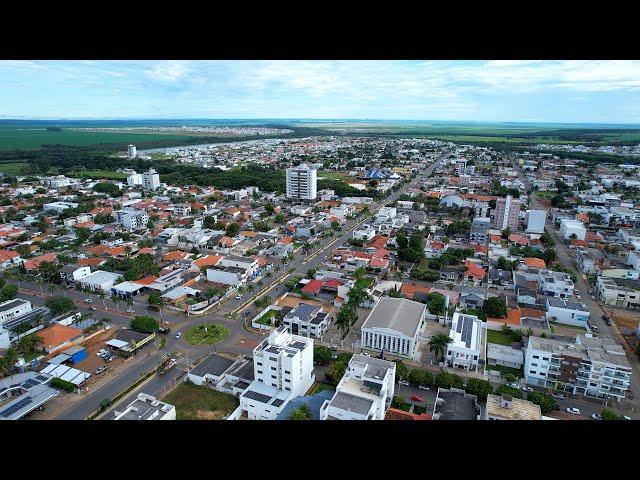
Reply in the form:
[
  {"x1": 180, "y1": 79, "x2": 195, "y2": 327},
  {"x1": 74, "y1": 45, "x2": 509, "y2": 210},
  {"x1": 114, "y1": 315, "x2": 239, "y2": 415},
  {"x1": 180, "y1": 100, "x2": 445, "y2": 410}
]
[{"x1": 184, "y1": 323, "x2": 229, "y2": 346}]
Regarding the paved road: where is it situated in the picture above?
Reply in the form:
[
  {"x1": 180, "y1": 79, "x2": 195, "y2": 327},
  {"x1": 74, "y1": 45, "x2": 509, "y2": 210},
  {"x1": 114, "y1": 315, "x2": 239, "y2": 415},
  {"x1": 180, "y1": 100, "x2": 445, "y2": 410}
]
[{"x1": 519, "y1": 164, "x2": 640, "y2": 412}]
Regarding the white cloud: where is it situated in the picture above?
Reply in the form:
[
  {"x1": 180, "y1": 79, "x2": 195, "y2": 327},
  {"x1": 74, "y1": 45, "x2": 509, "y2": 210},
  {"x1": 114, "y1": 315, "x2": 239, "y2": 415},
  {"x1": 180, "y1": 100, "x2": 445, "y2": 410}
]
[{"x1": 145, "y1": 61, "x2": 191, "y2": 83}]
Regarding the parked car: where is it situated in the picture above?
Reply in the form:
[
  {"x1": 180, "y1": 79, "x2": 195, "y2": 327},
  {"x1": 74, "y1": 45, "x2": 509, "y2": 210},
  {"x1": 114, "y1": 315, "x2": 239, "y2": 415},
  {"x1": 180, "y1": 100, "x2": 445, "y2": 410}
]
[
  {"x1": 97, "y1": 349, "x2": 108, "y2": 357},
  {"x1": 126, "y1": 308, "x2": 135, "y2": 313},
  {"x1": 591, "y1": 413, "x2": 602, "y2": 420},
  {"x1": 83, "y1": 298, "x2": 93, "y2": 303},
  {"x1": 551, "y1": 393, "x2": 565, "y2": 400},
  {"x1": 235, "y1": 294, "x2": 242, "y2": 300},
  {"x1": 175, "y1": 332, "x2": 182, "y2": 339},
  {"x1": 576, "y1": 294, "x2": 581, "y2": 300},
  {"x1": 623, "y1": 415, "x2": 632, "y2": 420},
  {"x1": 418, "y1": 384, "x2": 430, "y2": 391},
  {"x1": 398, "y1": 379, "x2": 410, "y2": 386},
  {"x1": 590, "y1": 295, "x2": 596, "y2": 300},
  {"x1": 522, "y1": 386, "x2": 534, "y2": 393},
  {"x1": 89, "y1": 306, "x2": 97, "y2": 311},
  {"x1": 508, "y1": 383, "x2": 520, "y2": 389},
  {"x1": 362, "y1": 352, "x2": 371, "y2": 357},
  {"x1": 95, "y1": 366, "x2": 107, "y2": 375},
  {"x1": 566, "y1": 407, "x2": 581, "y2": 415}
]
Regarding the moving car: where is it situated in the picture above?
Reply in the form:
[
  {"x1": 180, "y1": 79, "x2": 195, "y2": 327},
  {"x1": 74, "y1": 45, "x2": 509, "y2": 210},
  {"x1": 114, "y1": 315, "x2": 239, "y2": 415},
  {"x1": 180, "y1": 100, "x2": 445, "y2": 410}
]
[
  {"x1": 95, "y1": 366, "x2": 107, "y2": 375},
  {"x1": 522, "y1": 386, "x2": 534, "y2": 393},
  {"x1": 566, "y1": 407, "x2": 581, "y2": 415},
  {"x1": 175, "y1": 332, "x2": 182, "y2": 339},
  {"x1": 398, "y1": 379, "x2": 410, "y2": 386},
  {"x1": 576, "y1": 294, "x2": 581, "y2": 300},
  {"x1": 235, "y1": 294, "x2": 242, "y2": 300},
  {"x1": 89, "y1": 306, "x2": 97, "y2": 311}
]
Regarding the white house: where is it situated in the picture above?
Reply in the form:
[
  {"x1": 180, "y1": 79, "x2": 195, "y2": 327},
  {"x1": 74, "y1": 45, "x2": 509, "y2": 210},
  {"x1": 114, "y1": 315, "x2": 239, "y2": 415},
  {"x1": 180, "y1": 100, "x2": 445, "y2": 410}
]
[
  {"x1": 78, "y1": 270, "x2": 121, "y2": 293},
  {"x1": 560, "y1": 219, "x2": 586, "y2": 241},
  {"x1": 320, "y1": 354, "x2": 395, "y2": 420},
  {"x1": 546, "y1": 298, "x2": 590, "y2": 327},
  {"x1": 446, "y1": 312, "x2": 485, "y2": 372},
  {"x1": 112, "y1": 393, "x2": 175, "y2": 420},
  {"x1": 538, "y1": 269, "x2": 574, "y2": 298}
]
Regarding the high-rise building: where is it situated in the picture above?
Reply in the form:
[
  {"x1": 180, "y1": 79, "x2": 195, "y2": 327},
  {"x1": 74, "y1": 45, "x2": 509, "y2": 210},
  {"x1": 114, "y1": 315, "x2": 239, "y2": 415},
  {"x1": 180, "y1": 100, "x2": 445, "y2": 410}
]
[
  {"x1": 142, "y1": 168, "x2": 160, "y2": 191},
  {"x1": 128, "y1": 145, "x2": 137, "y2": 159},
  {"x1": 286, "y1": 164, "x2": 317, "y2": 201},
  {"x1": 493, "y1": 195, "x2": 521, "y2": 230},
  {"x1": 526, "y1": 209, "x2": 547, "y2": 234}
]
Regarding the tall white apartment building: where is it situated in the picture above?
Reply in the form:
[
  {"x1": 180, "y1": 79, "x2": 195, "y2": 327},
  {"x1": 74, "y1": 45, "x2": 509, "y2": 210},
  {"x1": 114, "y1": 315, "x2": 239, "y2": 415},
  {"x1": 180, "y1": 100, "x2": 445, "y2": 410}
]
[
  {"x1": 446, "y1": 312, "x2": 485, "y2": 372},
  {"x1": 127, "y1": 172, "x2": 143, "y2": 187},
  {"x1": 493, "y1": 195, "x2": 521, "y2": 230},
  {"x1": 142, "y1": 168, "x2": 161, "y2": 191},
  {"x1": 524, "y1": 334, "x2": 632, "y2": 400},
  {"x1": 320, "y1": 354, "x2": 395, "y2": 420},
  {"x1": 235, "y1": 326, "x2": 315, "y2": 420},
  {"x1": 115, "y1": 209, "x2": 149, "y2": 230},
  {"x1": 286, "y1": 164, "x2": 317, "y2": 201},
  {"x1": 128, "y1": 145, "x2": 137, "y2": 159},
  {"x1": 525, "y1": 209, "x2": 547, "y2": 234}
]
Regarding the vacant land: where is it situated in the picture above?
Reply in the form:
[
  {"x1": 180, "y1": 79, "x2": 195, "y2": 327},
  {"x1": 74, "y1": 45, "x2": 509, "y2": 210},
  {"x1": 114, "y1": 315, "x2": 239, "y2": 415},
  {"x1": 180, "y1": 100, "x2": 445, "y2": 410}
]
[
  {"x1": 486, "y1": 330, "x2": 516, "y2": 346},
  {"x1": 163, "y1": 381, "x2": 239, "y2": 420},
  {"x1": 0, "y1": 162, "x2": 28, "y2": 175},
  {"x1": 184, "y1": 323, "x2": 229, "y2": 345}
]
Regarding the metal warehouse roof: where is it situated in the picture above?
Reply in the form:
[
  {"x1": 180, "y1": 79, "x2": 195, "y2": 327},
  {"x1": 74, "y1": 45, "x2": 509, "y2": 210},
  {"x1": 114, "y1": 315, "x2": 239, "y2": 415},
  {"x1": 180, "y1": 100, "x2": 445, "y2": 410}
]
[{"x1": 41, "y1": 363, "x2": 91, "y2": 386}]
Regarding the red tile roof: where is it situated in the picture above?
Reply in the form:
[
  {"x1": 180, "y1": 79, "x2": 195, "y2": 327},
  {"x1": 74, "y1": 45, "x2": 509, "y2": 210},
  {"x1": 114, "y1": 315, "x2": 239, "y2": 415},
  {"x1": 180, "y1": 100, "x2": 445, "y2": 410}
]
[{"x1": 301, "y1": 279, "x2": 323, "y2": 294}]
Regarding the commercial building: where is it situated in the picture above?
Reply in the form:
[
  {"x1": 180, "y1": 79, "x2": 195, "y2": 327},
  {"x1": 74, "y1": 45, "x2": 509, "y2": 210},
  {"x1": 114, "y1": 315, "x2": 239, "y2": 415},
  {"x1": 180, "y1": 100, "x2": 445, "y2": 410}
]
[
  {"x1": 360, "y1": 297, "x2": 426, "y2": 359},
  {"x1": 0, "y1": 372, "x2": 59, "y2": 420},
  {"x1": 493, "y1": 195, "x2": 521, "y2": 230},
  {"x1": 484, "y1": 393, "x2": 542, "y2": 420},
  {"x1": 234, "y1": 326, "x2": 314, "y2": 420},
  {"x1": 320, "y1": 354, "x2": 396, "y2": 420},
  {"x1": 78, "y1": 270, "x2": 121, "y2": 293},
  {"x1": 446, "y1": 312, "x2": 485, "y2": 372},
  {"x1": 560, "y1": 219, "x2": 586, "y2": 241},
  {"x1": 596, "y1": 276, "x2": 640, "y2": 309},
  {"x1": 113, "y1": 393, "x2": 176, "y2": 420},
  {"x1": 525, "y1": 209, "x2": 547, "y2": 234},
  {"x1": 142, "y1": 168, "x2": 161, "y2": 191},
  {"x1": 286, "y1": 164, "x2": 317, "y2": 201},
  {"x1": 43, "y1": 201, "x2": 79, "y2": 214},
  {"x1": 524, "y1": 334, "x2": 632, "y2": 400},
  {"x1": 432, "y1": 387, "x2": 481, "y2": 420}
]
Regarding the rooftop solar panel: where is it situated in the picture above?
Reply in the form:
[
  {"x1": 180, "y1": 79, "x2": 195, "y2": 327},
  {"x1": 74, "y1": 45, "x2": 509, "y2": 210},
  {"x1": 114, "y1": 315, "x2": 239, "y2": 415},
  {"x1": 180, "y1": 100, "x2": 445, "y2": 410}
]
[
  {"x1": 0, "y1": 396, "x2": 32, "y2": 418},
  {"x1": 21, "y1": 379, "x2": 40, "y2": 389},
  {"x1": 244, "y1": 390, "x2": 272, "y2": 404},
  {"x1": 461, "y1": 316, "x2": 472, "y2": 348},
  {"x1": 271, "y1": 398, "x2": 285, "y2": 407},
  {"x1": 35, "y1": 375, "x2": 49, "y2": 382}
]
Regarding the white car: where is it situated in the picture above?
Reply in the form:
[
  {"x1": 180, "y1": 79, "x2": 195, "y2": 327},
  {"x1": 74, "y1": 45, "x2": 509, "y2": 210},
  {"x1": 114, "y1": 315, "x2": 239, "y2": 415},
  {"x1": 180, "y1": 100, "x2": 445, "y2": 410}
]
[
  {"x1": 175, "y1": 332, "x2": 182, "y2": 339},
  {"x1": 362, "y1": 352, "x2": 371, "y2": 357},
  {"x1": 235, "y1": 294, "x2": 242, "y2": 300},
  {"x1": 89, "y1": 306, "x2": 97, "y2": 311},
  {"x1": 566, "y1": 407, "x2": 581, "y2": 415},
  {"x1": 398, "y1": 379, "x2": 410, "y2": 386},
  {"x1": 576, "y1": 295, "x2": 581, "y2": 300},
  {"x1": 97, "y1": 349, "x2": 108, "y2": 357},
  {"x1": 126, "y1": 308, "x2": 135, "y2": 313},
  {"x1": 591, "y1": 413, "x2": 602, "y2": 420},
  {"x1": 522, "y1": 386, "x2": 534, "y2": 393},
  {"x1": 623, "y1": 415, "x2": 632, "y2": 420},
  {"x1": 418, "y1": 384, "x2": 430, "y2": 391},
  {"x1": 95, "y1": 366, "x2": 107, "y2": 375},
  {"x1": 551, "y1": 393, "x2": 565, "y2": 400},
  {"x1": 84, "y1": 298, "x2": 93, "y2": 303},
  {"x1": 508, "y1": 383, "x2": 520, "y2": 389}
]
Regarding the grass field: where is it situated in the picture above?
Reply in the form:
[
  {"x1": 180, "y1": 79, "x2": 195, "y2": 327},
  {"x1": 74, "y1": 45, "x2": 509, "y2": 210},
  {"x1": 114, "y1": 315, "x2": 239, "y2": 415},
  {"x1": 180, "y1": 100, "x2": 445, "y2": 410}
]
[
  {"x1": 318, "y1": 171, "x2": 350, "y2": 181},
  {"x1": 535, "y1": 191, "x2": 557, "y2": 199},
  {"x1": 0, "y1": 162, "x2": 29, "y2": 175},
  {"x1": 163, "y1": 381, "x2": 239, "y2": 420},
  {"x1": 71, "y1": 170, "x2": 129, "y2": 180},
  {"x1": 184, "y1": 323, "x2": 229, "y2": 345},
  {"x1": 487, "y1": 330, "x2": 516, "y2": 346},
  {"x1": 307, "y1": 382, "x2": 336, "y2": 395}
]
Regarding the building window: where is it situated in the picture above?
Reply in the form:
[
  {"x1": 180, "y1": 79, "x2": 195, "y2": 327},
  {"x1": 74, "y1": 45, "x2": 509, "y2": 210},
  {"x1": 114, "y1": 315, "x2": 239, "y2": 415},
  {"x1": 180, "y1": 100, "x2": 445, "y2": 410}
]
[
  {"x1": 271, "y1": 375, "x2": 277, "y2": 379},
  {"x1": 533, "y1": 355, "x2": 539, "y2": 359},
  {"x1": 530, "y1": 370, "x2": 536, "y2": 374},
  {"x1": 256, "y1": 362, "x2": 262, "y2": 366},
  {"x1": 271, "y1": 367, "x2": 276, "y2": 371},
  {"x1": 285, "y1": 378, "x2": 290, "y2": 383},
  {"x1": 257, "y1": 370, "x2": 263, "y2": 374},
  {"x1": 284, "y1": 370, "x2": 290, "y2": 374}
]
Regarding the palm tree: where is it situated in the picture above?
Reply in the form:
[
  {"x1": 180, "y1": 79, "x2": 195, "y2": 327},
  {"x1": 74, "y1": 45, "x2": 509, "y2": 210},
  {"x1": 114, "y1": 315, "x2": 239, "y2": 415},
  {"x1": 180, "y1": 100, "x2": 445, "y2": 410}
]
[{"x1": 428, "y1": 333, "x2": 452, "y2": 362}]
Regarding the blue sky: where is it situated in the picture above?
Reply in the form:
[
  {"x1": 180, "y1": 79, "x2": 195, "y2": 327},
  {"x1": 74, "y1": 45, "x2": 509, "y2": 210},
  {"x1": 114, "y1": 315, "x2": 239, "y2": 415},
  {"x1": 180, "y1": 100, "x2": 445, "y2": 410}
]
[{"x1": 1, "y1": 60, "x2": 640, "y2": 123}]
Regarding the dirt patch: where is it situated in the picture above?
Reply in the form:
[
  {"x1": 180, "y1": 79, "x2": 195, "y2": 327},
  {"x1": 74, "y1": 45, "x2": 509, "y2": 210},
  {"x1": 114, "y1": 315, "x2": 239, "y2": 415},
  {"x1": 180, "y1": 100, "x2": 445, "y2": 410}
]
[
  {"x1": 196, "y1": 410, "x2": 224, "y2": 420},
  {"x1": 238, "y1": 338, "x2": 259, "y2": 349},
  {"x1": 612, "y1": 310, "x2": 640, "y2": 332}
]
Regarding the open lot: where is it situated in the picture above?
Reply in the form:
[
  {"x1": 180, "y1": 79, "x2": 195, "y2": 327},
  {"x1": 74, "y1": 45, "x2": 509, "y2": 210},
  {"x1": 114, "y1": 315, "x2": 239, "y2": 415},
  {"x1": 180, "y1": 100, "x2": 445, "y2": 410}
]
[{"x1": 162, "y1": 381, "x2": 239, "y2": 420}]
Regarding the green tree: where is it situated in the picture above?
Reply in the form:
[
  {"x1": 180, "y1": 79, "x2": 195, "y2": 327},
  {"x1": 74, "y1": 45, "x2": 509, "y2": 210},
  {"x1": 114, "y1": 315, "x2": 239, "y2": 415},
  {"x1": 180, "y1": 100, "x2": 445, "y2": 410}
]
[
  {"x1": 313, "y1": 346, "x2": 332, "y2": 366},
  {"x1": 44, "y1": 296, "x2": 76, "y2": 315},
  {"x1": 225, "y1": 222, "x2": 240, "y2": 237},
  {"x1": 130, "y1": 316, "x2": 159, "y2": 334},
  {"x1": 601, "y1": 408, "x2": 625, "y2": 420},
  {"x1": 426, "y1": 292, "x2": 447, "y2": 316},
  {"x1": 484, "y1": 296, "x2": 508, "y2": 318},
  {"x1": 465, "y1": 378, "x2": 493, "y2": 400},
  {"x1": 495, "y1": 385, "x2": 524, "y2": 399},
  {"x1": 289, "y1": 404, "x2": 312, "y2": 420},
  {"x1": 428, "y1": 333, "x2": 452, "y2": 361},
  {"x1": 408, "y1": 368, "x2": 433, "y2": 387},
  {"x1": 394, "y1": 360, "x2": 409, "y2": 380},
  {"x1": 527, "y1": 392, "x2": 557, "y2": 414},
  {"x1": 435, "y1": 371, "x2": 464, "y2": 389},
  {"x1": 148, "y1": 291, "x2": 165, "y2": 307},
  {"x1": 306, "y1": 268, "x2": 317, "y2": 279}
]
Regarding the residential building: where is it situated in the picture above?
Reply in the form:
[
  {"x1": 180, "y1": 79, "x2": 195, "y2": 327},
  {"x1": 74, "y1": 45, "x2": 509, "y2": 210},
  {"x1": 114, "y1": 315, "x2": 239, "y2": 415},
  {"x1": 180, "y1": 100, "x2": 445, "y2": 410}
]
[
  {"x1": 320, "y1": 354, "x2": 396, "y2": 420},
  {"x1": 127, "y1": 144, "x2": 137, "y2": 159},
  {"x1": 360, "y1": 297, "x2": 426, "y2": 359},
  {"x1": 470, "y1": 217, "x2": 490, "y2": 243},
  {"x1": 115, "y1": 209, "x2": 149, "y2": 230},
  {"x1": 127, "y1": 172, "x2": 142, "y2": 186},
  {"x1": 546, "y1": 298, "x2": 590, "y2": 327},
  {"x1": 487, "y1": 343, "x2": 524, "y2": 369},
  {"x1": 484, "y1": 394, "x2": 542, "y2": 420},
  {"x1": 526, "y1": 209, "x2": 547, "y2": 234},
  {"x1": 432, "y1": 387, "x2": 481, "y2": 420},
  {"x1": 281, "y1": 303, "x2": 330, "y2": 338},
  {"x1": 446, "y1": 312, "x2": 485, "y2": 372},
  {"x1": 493, "y1": 195, "x2": 521, "y2": 230},
  {"x1": 524, "y1": 334, "x2": 632, "y2": 400},
  {"x1": 43, "y1": 201, "x2": 79, "y2": 214},
  {"x1": 538, "y1": 269, "x2": 574, "y2": 298},
  {"x1": 142, "y1": 168, "x2": 161, "y2": 191},
  {"x1": 113, "y1": 393, "x2": 176, "y2": 420},
  {"x1": 235, "y1": 326, "x2": 314, "y2": 420},
  {"x1": 286, "y1": 164, "x2": 317, "y2": 201},
  {"x1": 60, "y1": 265, "x2": 91, "y2": 283},
  {"x1": 596, "y1": 276, "x2": 640, "y2": 309}
]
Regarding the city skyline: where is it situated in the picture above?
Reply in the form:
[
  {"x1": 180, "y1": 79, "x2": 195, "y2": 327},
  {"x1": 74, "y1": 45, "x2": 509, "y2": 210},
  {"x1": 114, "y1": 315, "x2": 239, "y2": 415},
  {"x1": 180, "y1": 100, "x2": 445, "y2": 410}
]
[{"x1": 2, "y1": 60, "x2": 640, "y2": 122}]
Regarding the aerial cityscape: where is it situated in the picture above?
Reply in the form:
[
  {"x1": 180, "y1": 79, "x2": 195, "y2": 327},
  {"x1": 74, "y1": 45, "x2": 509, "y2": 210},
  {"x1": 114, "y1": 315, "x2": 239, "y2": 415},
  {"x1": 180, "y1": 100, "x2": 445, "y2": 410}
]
[{"x1": 1, "y1": 60, "x2": 640, "y2": 422}]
